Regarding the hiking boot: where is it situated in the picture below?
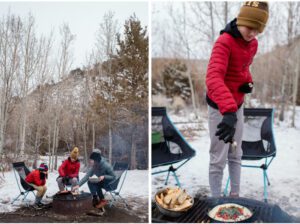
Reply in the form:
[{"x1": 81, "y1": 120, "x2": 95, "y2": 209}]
[
  {"x1": 33, "y1": 202, "x2": 45, "y2": 209},
  {"x1": 92, "y1": 196, "x2": 99, "y2": 207},
  {"x1": 95, "y1": 199, "x2": 108, "y2": 209}
]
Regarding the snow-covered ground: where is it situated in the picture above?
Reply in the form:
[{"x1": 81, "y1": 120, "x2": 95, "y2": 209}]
[
  {"x1": 152, "y1": 107, "x2": 300, "y2": 218},
  {"x1": 0, "y1": 163, "x2": 148, "y2": 216}
]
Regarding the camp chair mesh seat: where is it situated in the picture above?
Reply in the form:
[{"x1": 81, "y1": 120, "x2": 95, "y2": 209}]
[
  {"x1": 12, "y1": 162, "x2": 35, "y2": 205},
  {"x1": 152, "y1": 107, "x2": 196, "y2": 187},
  {"x1": 104, "y1": 162, "x2": 129, "y2": 207},
  {"x1": 224, "y1": 108, "x2": 276, "y2": 202}
]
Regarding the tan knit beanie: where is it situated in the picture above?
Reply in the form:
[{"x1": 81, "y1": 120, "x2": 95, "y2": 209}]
[{"x1": 237, "y1": 1, "x2": 269, "y2": 33}]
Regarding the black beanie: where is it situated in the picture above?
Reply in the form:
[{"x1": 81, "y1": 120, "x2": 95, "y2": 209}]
[{"x1": 90, "y1": 152, "x2": 102, "y2": 163}]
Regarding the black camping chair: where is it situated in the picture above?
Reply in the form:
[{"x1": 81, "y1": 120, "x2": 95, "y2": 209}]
[
  {"x1": 152, "y1": 107, "x2": 196, "y2": 187},
  {"x1": 224, "y1": 108, "x2": 277, "y2": 202},
  {"x1": 104, "y1": 162, "x2": 129, "y2": 207},
  {"x1": 12, "y1": 162, "x2": 35, "y2": 205}
]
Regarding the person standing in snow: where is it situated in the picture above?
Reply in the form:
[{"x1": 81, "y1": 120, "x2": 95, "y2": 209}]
[
  {"x1": 205, "y1": 1, "x2": 269, "y2": 197},
  {"x1": 73, "y1": 149, "x2": 116, "y2": 208},
  {"x1": 57, "y1": 147, "x2": 80, "y2": 192},
  {"x1": 25, "y1": 163, "x2": 48, "y2": 208}
]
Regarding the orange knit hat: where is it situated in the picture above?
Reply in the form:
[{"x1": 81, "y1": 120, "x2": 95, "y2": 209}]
[{"x1": 70, "y1": 147, "x2": 79, "y2": 160}]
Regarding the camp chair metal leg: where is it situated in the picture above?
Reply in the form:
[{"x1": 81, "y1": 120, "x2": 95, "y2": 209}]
[
  {"x1": 109, "y1": 192, "x2": 117, "y2": 206},
  {"x1": 11, "y1": 193, "x2": 23, "y2": 205},
  {"x1": 172, "y1": 172, "x2": 181, "y2": 188},
  {"x1": 108, "y1": 192, "x2": 128, "y2": 208},
  {"x1": 118, "y1": 194, "x2": 129, "y2": 208},
  {"x1": 263, "y1": 170, "x2": 268, "y2": 203},
  {"x1": 22, "y1": 191, "x2": 29, "y2": 201},
  {"x1": 265, "y1": 172, "x2": 271, "y2": 186},
  {"x1": 23, "y1": 191, "x2": 34, "y2": 206},
  {"x1": 165, "y1": 171, "x2": 171, "y2": 185},
  {"x1": 224, "y1": 176, "x2": 230, "y2": 196},
  {"x1": 11, "y1": 190, "x2": 34, "y2": 205}
]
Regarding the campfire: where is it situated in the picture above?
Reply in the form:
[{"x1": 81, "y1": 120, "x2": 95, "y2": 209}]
[
  {"x1": 152, "y1": 197, "x2": 294, "y2": 223},
  {"x1": 52, "y1": 191, "x2": 92, "y2": 215}
]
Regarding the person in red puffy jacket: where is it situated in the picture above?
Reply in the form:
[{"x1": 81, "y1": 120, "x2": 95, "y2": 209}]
[
  {"x1": 57, "y1": 147, "x2": 80, "y2": 192},
  {"x1": 205, "y1": 1, "x2": 269, "y2": 197},
  {"x1": 25, "y1": 163, "x2": 48, "y2": 208}
]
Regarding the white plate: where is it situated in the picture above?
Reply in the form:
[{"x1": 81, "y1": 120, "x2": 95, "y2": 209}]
[{"x1": 89, "y1": 177, "x2": 99, "y2": 183}]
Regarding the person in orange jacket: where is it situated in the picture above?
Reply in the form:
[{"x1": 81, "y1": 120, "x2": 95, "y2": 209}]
[
  {"x1": 57, "y1": 147, "x2": 80, "y2": 192},
  {"x1": 25, "y1": 163, "x2": 48, "y2": 208}
]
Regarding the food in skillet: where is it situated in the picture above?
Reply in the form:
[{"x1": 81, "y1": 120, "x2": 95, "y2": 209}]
[
  {"x1": 155, "y1": 187, "x2": 193, "y2": 211},
  {"x1": 208, "y1": 203, "x2": 253, "y2": 222}
]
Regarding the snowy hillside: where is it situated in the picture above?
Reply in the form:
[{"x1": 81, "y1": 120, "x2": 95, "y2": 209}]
[{"x1": 152, "y1": 107, "x2": 300, "y2": 218}]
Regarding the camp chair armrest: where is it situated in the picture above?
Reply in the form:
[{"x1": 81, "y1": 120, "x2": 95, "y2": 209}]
[
  {"x1": 107, "y1": 177, "x2": 119, "y2": 186},
  {"x1": 21, "y1": 178, "x2": 35, "y2": 190}
]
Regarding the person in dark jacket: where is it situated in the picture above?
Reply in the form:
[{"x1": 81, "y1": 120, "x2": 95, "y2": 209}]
[
  {"x1": 25, "y1": 163, "x2": 48, "y2": 208},
  {"x1": 205, "y1": 1, "x2": 269, "y2": 197},
  {"x1": 73, "y1": 149, "x2": 116, "y2": 208},
  {"x1": 57, "y1": 147, "x2": 80, "y2": 192}
]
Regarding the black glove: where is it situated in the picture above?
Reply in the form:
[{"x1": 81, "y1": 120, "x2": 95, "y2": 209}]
[
  {"x1": 63, "y1": 176, "x2": 70, "y2": 184},
  {"x1": 239, "y1": 82, "x2": 253, "y2": 93},
  {"x1": 40, "y1": 172, "x2": 46, "y2": 180},
  {"x1": 215, "y1": 112, "x2": 237, "y2": 143}
]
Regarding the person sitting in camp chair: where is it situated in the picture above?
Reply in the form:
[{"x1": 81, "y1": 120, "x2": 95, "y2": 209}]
[
  {"x1": 57, "y1": 147, "x2": 80, "y2": 192},
  {"x1": 73, "y1": 149, "x2": 116, "y2": 209},
  {"x1": 25, "y1": 163, "x2": 48, "y2": 208}
]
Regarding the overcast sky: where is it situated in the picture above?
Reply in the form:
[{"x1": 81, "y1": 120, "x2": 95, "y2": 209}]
[{"x1": 0, "y1": 1, "x2": 148, "y2": 68}]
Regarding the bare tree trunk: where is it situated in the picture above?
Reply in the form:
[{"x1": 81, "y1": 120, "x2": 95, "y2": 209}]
[
  {"x1": 19, "y1": 101, "x2": 27, "y2": 156},
  {"x1": 0, "y1": 14, "x2": 22, "y2": 155},
  {"x1": 0, "y1": 123, "x2": 4, "y2": 155},
  {"x1": 83, "y1": 122, "x2": 88, "y2": 166},
  {"x1": 51, "y1": 118, "x2": 57, "y2": 172},
  {"x1": 224, "y1": 2, "x2": 228, "y2": 25},
  {"x1": 54, "y1": 123, "x2": 59, "y2": 170},
  {"x1": 20, "y1": 15, "x2": 38, "y2": 156},
  {"x1": 169, "y1": 4, "x2": 198, "y2": 115},
  {"x1": 208, "y1": 2, "x2": 215, "y2": 44},
  {"x1": 92, "y1": 123, "x2": 95, "y2": 149},
  {"x1": 279, "y1": 64, "x2": 287, "y2": 121},
  {"x1": 108, "y1": 110, "x2": 112, "y2": 164},
  {"x1": 0, "y1": 102, "x2": 7, "y2": 155},
  {"x1": 183, "y1": 4, "x2": 197, "y2": 114},
  {"x1": 292, "y1": 46, "x2": 300, "y2": 127},
  {"x1": 34, "y1": 123, "x2": 41, "y2": 162},
  {"x1": 130, "y1": 129, "x2": 137, "y2": 170},
  {"x1": 186, "y1": 63, "x2": 197, "y2": 114},
  {"x1": 48, "y1": 124, "x2": 52, "y2": 170}
]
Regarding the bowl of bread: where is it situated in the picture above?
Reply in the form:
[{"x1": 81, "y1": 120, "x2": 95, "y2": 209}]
[{"x1": 155, "y1": 187, "x2": 194, "y2": 217}]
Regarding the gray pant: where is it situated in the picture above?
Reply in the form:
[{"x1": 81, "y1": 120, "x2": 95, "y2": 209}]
[
  {"x1": 57, "y1": 177, "x2": 78, "y2": 191},
  {"x1": 208, "y1": 106, "x2": 243, "y2": 197}
]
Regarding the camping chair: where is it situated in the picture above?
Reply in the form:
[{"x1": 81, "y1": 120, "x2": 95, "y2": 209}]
[
  {"x1": 224, "y1": 108, "x2": 277, "y2": 202},
  {"x1": 152, "y1": 107, "x2": 196, "y2": 187},
  {"x1": 11, "y1": 162, "x2": 35, "y2": 205},
  {"x1": 104, "y1": 162, "x2": 129, "y2": 207}
]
